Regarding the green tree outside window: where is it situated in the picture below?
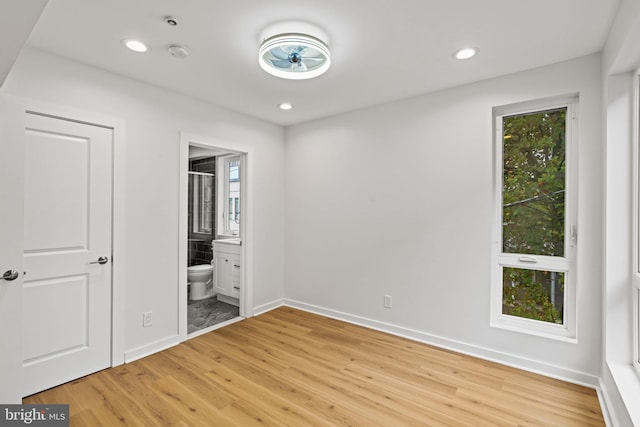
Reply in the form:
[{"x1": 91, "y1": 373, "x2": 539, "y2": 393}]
[{"x1": 501, "y1": 108, "x2": 566, "y2": 324}]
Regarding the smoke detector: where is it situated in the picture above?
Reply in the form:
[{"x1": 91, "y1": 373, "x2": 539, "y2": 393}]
[{"x1": 167, "y1": 44, "x2": 189, "y2": 59}]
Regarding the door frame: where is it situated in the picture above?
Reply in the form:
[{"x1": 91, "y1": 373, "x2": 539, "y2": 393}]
[
  {"x1": 0, "y1": 95, "x2": 26, "y2": 403},
  {"x1": 178, "y1": 132, "x2": 254, "y2": 341},
  {"x1": 21, "y1": 97, "x2": 127, "y2": 368}
]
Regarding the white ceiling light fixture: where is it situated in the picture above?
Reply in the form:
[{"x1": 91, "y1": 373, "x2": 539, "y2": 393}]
[
  {"x1": 123, "y1": 39, "x2": 150, "y2": 53},
  {"x1": 164, "y1": 16, "x2": 179, "y2": 26},
  {"x1": 279, "y1": 103, "x2": 293, "y2": 110},
  {"x1": 454, "y1": 47, "x2": 478, "y2": 60},
  {"x1": 259, "y1": 22, "x2": 330, "y2": 80}
]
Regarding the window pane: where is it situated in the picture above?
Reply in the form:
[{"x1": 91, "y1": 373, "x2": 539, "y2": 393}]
[
  {"x1": 226, "y1": 158, "x2": 240, "y2": 235},
  {"x1": 229, "y1": 159, "x2": 240, "y2": 182},
  {"x1": 502, "y1": 108, "x2": 566, "y2": 256},
  {"x1": 502, "y1": 267, "x2": 564, "y2": 324}
]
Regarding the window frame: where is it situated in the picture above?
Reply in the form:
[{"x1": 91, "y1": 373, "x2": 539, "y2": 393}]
[
  {"x1": 491, "y1": 96, "x2": 579, "y2": 342},
  {"x1": 633, "y1": 72, "x2": 640, "y2": 374},
  {"x1": 216, "y1": 154, "x2": 241, "y2": 237}
]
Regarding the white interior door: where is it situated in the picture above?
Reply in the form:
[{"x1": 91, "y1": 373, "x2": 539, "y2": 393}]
[
  {"x1": 0, "y1": 97, "x2": 25, "y2": 404},
  {"x1": 22, "y1": 112, "x2": 113, "y2": 397}
]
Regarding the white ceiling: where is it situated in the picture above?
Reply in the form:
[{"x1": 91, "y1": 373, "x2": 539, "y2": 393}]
[{"x1": 18, "y1": 0, "x2": 621, "y2": 126}]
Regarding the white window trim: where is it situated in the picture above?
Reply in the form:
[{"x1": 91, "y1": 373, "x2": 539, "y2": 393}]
[
  {"x1": 216, "y1": 154, "x2": 241, "y2": 237},
  {"x1": 490, "y1": 95, "x2": 579, "y2": 342},
  {"x1": 632, "y1": 71, "x2": 640, "y2": 375}
]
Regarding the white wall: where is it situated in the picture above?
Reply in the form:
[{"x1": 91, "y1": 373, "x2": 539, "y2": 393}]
[
  {"x1": 603, "y1": 0, "x2": 640, "y2": 76},
  {"x1": 285, "y1": 54, "x2": 603, "y2": 381},
  {"x1": 0, "y1": 0, "x2": 47, "y2": 86},
  {"x1": 1, "y1": 47, "x2": 286, "y2": 355}
]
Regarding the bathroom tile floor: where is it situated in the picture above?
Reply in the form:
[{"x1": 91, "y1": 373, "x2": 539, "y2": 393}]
[{"x1": 187, "y1": 296, "x2": 239, "y2": 334}]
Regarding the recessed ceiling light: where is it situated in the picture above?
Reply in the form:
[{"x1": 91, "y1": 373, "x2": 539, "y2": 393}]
[
  {"x1": 164, "y1": 16, "x2": 179, "y2": 26},
  {"x1": 123, "y1": 39, "x2": 150, "y2": 53},
  {"x1": 454, "y1": 47, "x2": 478, "y2": 60},
  {"x1": 279, "y1": 103, "x2": 293, "y2": 110},
  {"x1": 259, "y1": 33, "x2": 330, "y2": 80}
]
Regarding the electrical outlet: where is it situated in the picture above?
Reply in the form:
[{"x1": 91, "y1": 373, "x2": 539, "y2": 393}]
[
  {"x1": 143, "y1": 311, "x2": 153, "y2": 327},
  {"x1": 383, "y1": 295, "x2": 392, "y2": 308}
]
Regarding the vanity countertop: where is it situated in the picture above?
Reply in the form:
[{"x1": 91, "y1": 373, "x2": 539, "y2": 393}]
[{"x1": 213, "y1": 238, "x2": 241, "y2": 246}]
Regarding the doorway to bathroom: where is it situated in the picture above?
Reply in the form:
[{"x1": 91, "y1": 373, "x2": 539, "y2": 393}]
[
  {"x1": 178, "y1": 134, "x2": 251, "y2": 341},
  {"x1": 187, "y1": 151, "x2": 240, "y2": 333}
]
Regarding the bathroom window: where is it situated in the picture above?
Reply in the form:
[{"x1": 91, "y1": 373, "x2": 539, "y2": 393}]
[
  {"x1": 491, "y1": 96, "x2": 578, "y2": 340},
  {"x1": 218, "y1": 155, "x2": 241, "y2": 236}
]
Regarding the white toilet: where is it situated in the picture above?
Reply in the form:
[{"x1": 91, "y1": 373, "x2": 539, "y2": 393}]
[{"x1": 187, "y1": 264, "x2": 214, "y2": 300}]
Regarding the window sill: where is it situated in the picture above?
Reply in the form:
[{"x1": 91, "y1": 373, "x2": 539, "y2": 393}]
[
  {"x1": 490, "y1": 316, "x2": 577, "y2": 343},
  {"x1": 607, "y1": 360, "x2": 640, "y2": 425},
  {"x1": 216, "y1": 233, "x2": 240, "y2": 239}
]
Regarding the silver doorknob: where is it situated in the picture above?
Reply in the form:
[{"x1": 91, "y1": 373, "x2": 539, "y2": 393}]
[
  {"x1": 1, "y1": 270, "x2": 19, "y2": 281},
  {"x1": 90, "y1": 256, "x2": 109, "y2": 265}
]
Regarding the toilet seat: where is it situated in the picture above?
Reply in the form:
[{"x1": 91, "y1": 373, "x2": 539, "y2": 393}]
[{"x1": 188, "y1": 264, "x2": 213, "y2": 272}]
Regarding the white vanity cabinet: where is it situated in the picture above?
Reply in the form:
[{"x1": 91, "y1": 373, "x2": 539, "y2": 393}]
[{"x1": 213, "y1": 240, "x2": 241, "y2": 304}]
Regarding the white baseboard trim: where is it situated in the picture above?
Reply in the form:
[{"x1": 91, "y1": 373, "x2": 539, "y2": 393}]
[
  {"x1": 122, "y1": 299, "x2": 285, "y2": 365},
  {"x1": 283, "y1": 299, "x2": 600, "y2": 389},
  {"x1": 124, "y1": 335, "x2": 180, "y2": 363},
  {"x1": 597, "y1": 376, "x2": 618, "y2": 427},
  {"x1": 252, "y1": 298, "x2": 285, "y2": 317}
]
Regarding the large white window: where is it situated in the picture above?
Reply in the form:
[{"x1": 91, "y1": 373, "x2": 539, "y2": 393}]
[{"x1": 492, "y1": 96, "x2": 578, "y2": 341}]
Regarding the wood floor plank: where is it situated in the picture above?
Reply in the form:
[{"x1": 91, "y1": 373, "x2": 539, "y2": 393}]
[
  {"x1": 281, "y1": 365, "x2": 431, "y2": 426},
  {"x1": 149, "y1": 375, "x2": 235, "y2": 426},
  {"x1": 342, "y1": 362, "x2": 513, "y2": 427},
  {"x1": 69, "y1": 409, "x2": 104, "y2": 427},
  {"x1": 201, "y1": 361, "x2": 332, "y2": 426},
  {"x1": 66, "y1": 373, "x2": 150, "y2": 425},
  {"x1": 303, "y1": 396, "x2": 381, "y2": 427},
  {"x1": 23, "y1": 307, "x2": 605, "y2": 426}
]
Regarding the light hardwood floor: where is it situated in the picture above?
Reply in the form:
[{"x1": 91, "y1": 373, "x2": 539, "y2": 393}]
[{"x1": 24, "y1": 307, "x2": 605, "y2": 426}]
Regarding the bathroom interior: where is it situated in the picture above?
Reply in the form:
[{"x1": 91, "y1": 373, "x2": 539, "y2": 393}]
[{"x1": 187, "y1": 145, "x2": 242, "y2": 335}]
